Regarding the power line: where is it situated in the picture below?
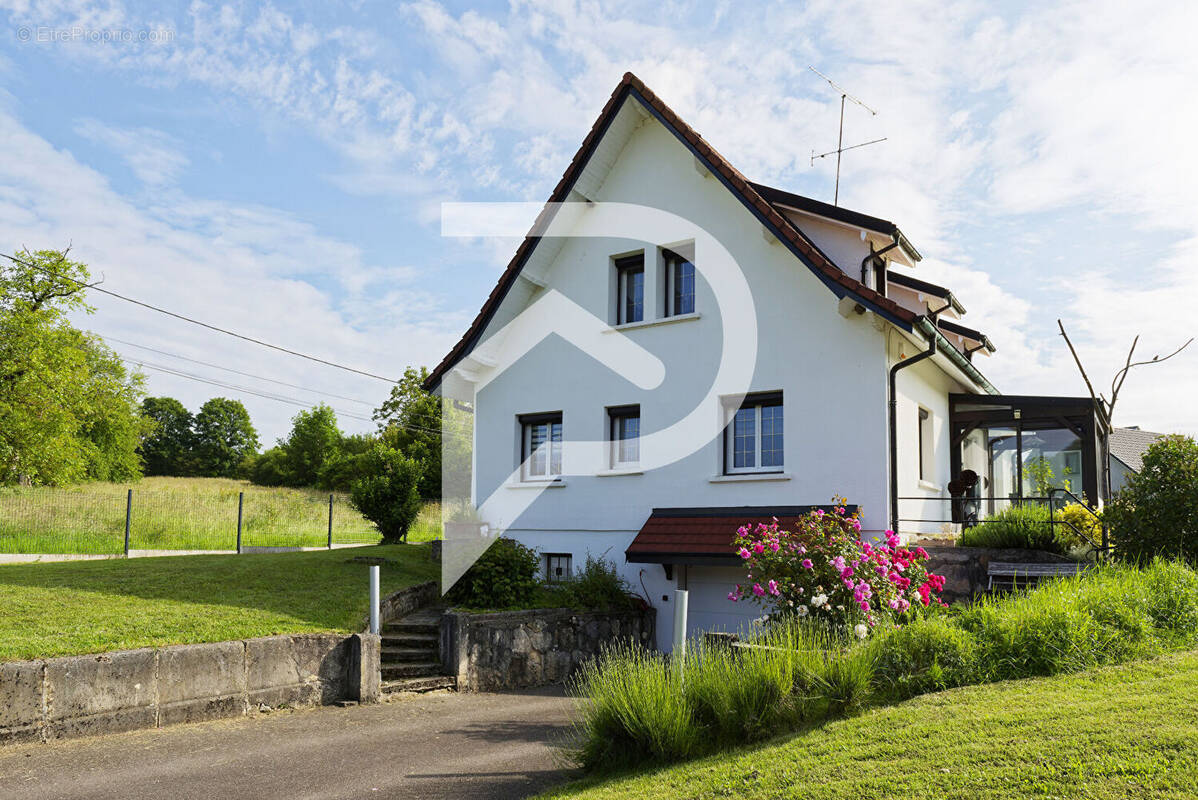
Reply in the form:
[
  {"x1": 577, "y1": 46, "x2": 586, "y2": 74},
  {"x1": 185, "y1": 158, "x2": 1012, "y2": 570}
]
[
  {"x1": 2, "y1": 250, "x2": 400, "y2": 384},
  {"x1": 129, "y1": 359, "x2": 376, "y2": 422},
  {"x1": 101, "y1": 334, "x2": 376, "y2": 406}
]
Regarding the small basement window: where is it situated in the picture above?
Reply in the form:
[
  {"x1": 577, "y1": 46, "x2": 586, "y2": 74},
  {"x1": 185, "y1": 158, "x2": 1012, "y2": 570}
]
[{"x1": 545, "y1": 553, "x2": 572, "y2": 584}]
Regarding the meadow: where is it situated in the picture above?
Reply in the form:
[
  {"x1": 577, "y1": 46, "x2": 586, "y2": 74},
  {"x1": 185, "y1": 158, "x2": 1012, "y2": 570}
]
[{"x1": 0, "y1": 477, "x2": 443, "y2": 554}]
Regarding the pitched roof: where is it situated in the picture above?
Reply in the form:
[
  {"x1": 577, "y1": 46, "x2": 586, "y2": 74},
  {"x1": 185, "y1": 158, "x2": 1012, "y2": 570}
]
[
  {"x1": 751, "y1": 182, "x2": 921, "y2": 262},
  {"x1": 938, "y1": 318, "x2": 996, "y2": 352},
  {"x1": 423, "y1": 72, "x2": 919, "y2": 392},
  {"x1": 1109, "y1": 427, "x2": 1166, "y2": 472},
  {"x1": 887, "y1": 270, "x2": 966, "y2": 315},
  {"x1": 625, "y1": 505, "x2": 857, "y2": 565}
]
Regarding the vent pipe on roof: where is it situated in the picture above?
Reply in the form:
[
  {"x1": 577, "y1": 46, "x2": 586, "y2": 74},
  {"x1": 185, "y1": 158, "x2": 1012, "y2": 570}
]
[{"x1": 889, "y1": 327, "x2": 937, "y2": 532}]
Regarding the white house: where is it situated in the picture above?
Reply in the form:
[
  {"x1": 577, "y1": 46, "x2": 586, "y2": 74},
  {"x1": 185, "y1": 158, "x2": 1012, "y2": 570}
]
[{"x1": 425, "y1": 73, "x2": 1105, "y2": 651}]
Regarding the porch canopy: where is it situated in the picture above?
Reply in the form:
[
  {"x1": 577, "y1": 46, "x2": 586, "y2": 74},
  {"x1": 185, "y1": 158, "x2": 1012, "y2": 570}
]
[
  {"x1": 949, "y1": 394, "x2": 1104, "y2": 518},
  {"x1": 625, "y1": 505, "x2": 858, "y2": 566}
]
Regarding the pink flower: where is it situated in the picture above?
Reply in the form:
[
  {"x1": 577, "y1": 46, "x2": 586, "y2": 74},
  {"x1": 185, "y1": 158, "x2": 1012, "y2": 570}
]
[
  {"x1": 752, "y1": 583, "x2": 766, "y2": 597},
  {"x1": 753, "y1": 542, "x2": 765, "y2": 554},
  {"x1": 831, "y1": 556, "x2": 846, "y2": 571},
  {"x1": 768, "y1": 580, "x2": 780, "y2": 596},
  {"x1": 801, "y1": 558, "x2": 814, "y2": 570},
  {"x1": 738, "y1": 547, "x2": 751, "y2": 559},
  {"x1": 727, "y1": 591, "x2": 740, "y2": 602},
  {"x1": 769, "y1": 541, "x2": 780, "y2": 552},
  {"x1": 859, "y1": 600, "x2": 870, "y2": 611}
]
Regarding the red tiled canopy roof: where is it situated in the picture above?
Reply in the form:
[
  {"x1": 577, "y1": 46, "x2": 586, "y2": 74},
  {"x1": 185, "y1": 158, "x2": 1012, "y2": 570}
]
[{"x1": 625, "y1": 506, "x2": 858, "y2": 565}]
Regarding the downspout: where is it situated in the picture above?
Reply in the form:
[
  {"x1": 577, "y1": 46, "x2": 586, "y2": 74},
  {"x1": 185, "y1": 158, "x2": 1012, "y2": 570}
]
[
  {"x1": 889, "y1": 326, "x2": 937, "y2": 532},
  {"x1": 860, "y1": 236, "x2": 900, "y2": 286}
]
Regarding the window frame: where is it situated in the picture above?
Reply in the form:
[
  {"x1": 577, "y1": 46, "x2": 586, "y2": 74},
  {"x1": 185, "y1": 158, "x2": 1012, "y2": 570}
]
[
  {"x1": 723, "y1": 392, "x2": 784, "y2": 475},
  {"x1": 614, "y1": 253, "x2": 645, "y2": 325},
  {"x1": 918, "y1": 406, "x2": 933, "y2": 482},
  {"x1": 519, "y1": 412, "x2": 563, "y2": 481},
  {"x1": 607, "y1": 404, "x2": 641, "y2": 468},
  {"x1": 663, "y1": 248, "x2": 695, "y2": 317},
  {"x1": 544, "y1": 553, "x2": 573, "y2": 584}
]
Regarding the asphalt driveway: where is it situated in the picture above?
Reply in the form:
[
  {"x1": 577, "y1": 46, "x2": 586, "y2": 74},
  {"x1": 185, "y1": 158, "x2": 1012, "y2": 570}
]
[{"x1": 0, "y1": 687, "x2": 577, "y2": 800}]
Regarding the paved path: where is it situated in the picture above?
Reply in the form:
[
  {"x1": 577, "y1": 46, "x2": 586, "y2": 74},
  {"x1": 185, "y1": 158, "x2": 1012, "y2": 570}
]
[{"x1": 0, "y1": 687, "x2": 578, "y2": 800}]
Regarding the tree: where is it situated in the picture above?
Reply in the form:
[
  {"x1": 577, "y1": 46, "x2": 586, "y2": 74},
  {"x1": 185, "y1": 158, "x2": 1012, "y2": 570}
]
[
  {"x1": 349, "y1": 443, "x2": 422, "y2": 543},
  {"x1": 1105, "y1": 435, "x2": 1198, "y2": 563},
  {"x1": 0, "y1": 248, "x2": 148, "y2": 485},
  {"x1": 192, "y1": 398, "x2": 259, "y2": 478},
  {"x1": 374, "y1": 366, "x2": 443, "y2": 499},
  {"x1": 140, "y1": 397, "x2": 194, "y2": 476},
  {"x1": 279, "y1": 404, "x2": 342, "y2": 487}
]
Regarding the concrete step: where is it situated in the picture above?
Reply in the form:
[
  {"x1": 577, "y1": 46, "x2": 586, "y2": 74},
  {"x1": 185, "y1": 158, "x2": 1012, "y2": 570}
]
[
  {"x1": 381, "y1": 632, "x2": 439, "y2": 649},
  {"x1": 382, "y1": 621, "x2": 439, "y2": 636},
  {"x1": 382, "y1": 662, "x2": 444, "y2": 680},
  {"x1": 382, "y1": 675, "x2": 456, "y2": 694},
  {"x1": 381, "y1": 647, "x2": 438, "y2": 663}
]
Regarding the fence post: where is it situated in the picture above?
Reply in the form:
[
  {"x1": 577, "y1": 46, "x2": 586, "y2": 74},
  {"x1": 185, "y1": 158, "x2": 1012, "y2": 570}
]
[
  {"x1": 236, "y1": 492, "x2": 244, "y2": 554},
  {"x1": 369, "y1": 565, "x2": 380, "y2": 635},
  {"x1": 123, "y1": 489, "x2": 133, "y2": 557},
  {"x1": 328, "y1": 494, "x2": 334, "y2": 549}
]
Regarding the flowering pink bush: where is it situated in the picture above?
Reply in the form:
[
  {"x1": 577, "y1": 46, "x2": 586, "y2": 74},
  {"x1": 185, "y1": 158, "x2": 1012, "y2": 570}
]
[{"x1": 728, "y1": 501, "x2": 946, "y2": 631}]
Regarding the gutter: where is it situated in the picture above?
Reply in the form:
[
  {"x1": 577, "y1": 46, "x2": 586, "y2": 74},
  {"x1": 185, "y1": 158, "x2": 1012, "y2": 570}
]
[
  {"x1": 915, "y1": 317, "x2": 998, "y2": 395},
  {"x1": 889, "y1": 330, "x2": 937, "y2": 532}
]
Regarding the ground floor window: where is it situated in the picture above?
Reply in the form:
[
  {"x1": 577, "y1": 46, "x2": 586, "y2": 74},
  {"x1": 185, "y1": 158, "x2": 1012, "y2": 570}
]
[{"x1": 724, "y1": 392, "x2": 783, "y2": 473}]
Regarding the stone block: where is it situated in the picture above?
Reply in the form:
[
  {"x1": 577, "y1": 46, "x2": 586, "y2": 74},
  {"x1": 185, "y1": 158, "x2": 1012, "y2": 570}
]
[
  {"x1": 0, "y1": 660, "x2": 43, "y2": 734},
  {"x1": 157, "y1": 641, "x2": 246, "y2": 706},
  {"x1": 246, "y1": 635, "x2": 347, "y2": 695},
  {"x1": 348, "y1": 633, "x2": 381, "y2": 704},
  {"x1": 45, "y1": 649, "x2": 156, "y2": 723}
]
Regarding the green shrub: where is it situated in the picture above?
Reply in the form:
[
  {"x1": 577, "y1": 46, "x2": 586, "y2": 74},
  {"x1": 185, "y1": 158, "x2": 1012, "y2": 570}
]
[
  {"x1": 569, "y1": 641, "x2": 699, "y2": 770},
  {"x1": 1106, "y1": 435, "x2": 1198, "y2": 563},
  {"x1": 870, "y1": 616, "x2": 978, "y2": 699},
  {"x1": 1143, "y1": 558, "x2": 1198, "y2": 639},
  {"x1": 560, "y1": 556, "x2": 638, "y2": 612},
  {"x1": 1056, "y1": 502, "x2": 1103, "y2": 551},
  {"x1": 445, "y1": 536, "x2": 541, "y2": 609},
  {"x1": 959, "y1": 503, "x2": 1064, "y2": 553},
  {"x1": 348, "y1": 444, "x2": 422, "y2": 543}
]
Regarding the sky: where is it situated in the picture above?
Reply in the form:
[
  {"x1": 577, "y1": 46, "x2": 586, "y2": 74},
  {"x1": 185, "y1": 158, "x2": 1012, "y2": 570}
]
[{"x1": 0, "y1": 0, "x2": 1195, "y2": 445}]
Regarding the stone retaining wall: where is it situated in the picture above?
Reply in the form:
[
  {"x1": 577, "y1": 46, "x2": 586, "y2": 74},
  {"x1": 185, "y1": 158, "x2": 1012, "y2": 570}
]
[
  {"x1": 441, "y1": 607, "x2": 655, "y2": 692},
  {"x1": 924, "y1": 546, "x2": 1075, "y2": 602},
  {"x1": 0, "y1": 632, "x2": 379, "y2": 746}
]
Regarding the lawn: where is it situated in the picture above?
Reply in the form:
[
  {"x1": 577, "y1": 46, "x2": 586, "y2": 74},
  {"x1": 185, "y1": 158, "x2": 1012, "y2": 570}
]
[
  {"x1": 0, "y1": 476, "x2": 444, "y2": 554},
  {"x1": 545, "y1": 649, "x2": 1198, "y2": 800},
  {"x1": 0, "y1": 544, "x2": 440, "y2": 661}
]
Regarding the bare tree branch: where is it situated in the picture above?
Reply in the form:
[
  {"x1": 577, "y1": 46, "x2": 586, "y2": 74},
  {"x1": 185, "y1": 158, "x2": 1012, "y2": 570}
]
[{"x1": 1058, "y1": 319, "x2": 1109, "y2": 425}]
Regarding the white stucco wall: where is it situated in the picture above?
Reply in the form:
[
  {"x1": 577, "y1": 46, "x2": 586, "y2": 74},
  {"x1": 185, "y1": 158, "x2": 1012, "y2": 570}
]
[{"x1": 460, "y1": 101, "x2": 970, "y2": 650}]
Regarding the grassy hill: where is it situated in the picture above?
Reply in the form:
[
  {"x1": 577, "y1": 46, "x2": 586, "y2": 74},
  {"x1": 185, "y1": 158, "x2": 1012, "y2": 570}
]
[
  {"x1": 0, "y1": 544, "x2": 439, "y2": 661},
  {"x1": 0, "y1": 476, "x2": 443, "y2": 554},
  {"x1": 545, "y1": 650, "x2": 1198, "y2": 800}
]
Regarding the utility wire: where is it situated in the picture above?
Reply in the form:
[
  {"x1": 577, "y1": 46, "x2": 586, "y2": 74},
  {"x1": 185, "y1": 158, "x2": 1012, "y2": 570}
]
[
  {"x1": 2, "y1": 251, "x2": 400, "y2": 384},
  {"x1": 101, "y1": 334, "x2": 376, "y2": 406}
]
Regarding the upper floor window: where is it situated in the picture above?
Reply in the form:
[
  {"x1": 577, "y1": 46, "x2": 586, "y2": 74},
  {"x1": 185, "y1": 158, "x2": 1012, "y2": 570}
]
[
  {"x1": 918, "y1": 407, "x2": 933, "y2": 481},
  {"x1": 725, "y1": 392, "x2": 783, "y2": 474},
  {"x1": 615, "y1": 254, "x2": 644, "y2": 324},
  {"x1": 520, "y1": 412, "x2": 562, "y2": 480},
  {"x1": 608, "y1": 405, "x2": 641, "y2": 468},
  {"x1": 664, "y1": 249, "x2": 695, "y2": 316}
]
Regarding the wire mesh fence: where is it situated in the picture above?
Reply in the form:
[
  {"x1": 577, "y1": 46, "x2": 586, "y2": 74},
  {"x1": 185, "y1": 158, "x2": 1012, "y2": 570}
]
[{"x1": 0, "y1": 480, "x2": 382, "y2": 556}]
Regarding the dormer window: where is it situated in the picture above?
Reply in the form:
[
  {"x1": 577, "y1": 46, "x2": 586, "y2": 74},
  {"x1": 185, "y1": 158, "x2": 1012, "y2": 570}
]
[
  {"x1": 615, "y1": 254, "x2": 644, "y2": 324},
  {"x1": 664, "y1": 249, "x2": 695, "y2": 316}
]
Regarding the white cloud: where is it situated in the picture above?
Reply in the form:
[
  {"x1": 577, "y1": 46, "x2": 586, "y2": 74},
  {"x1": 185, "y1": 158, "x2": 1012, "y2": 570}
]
[{"x1": 74, "y1": 118, "x2": 189, "y2": 186}]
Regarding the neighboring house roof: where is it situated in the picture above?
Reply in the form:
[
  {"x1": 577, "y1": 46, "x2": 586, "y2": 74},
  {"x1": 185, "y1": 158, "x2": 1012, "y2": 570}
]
[
  {"x1": 625, "y1": 505, "x2": 858, "y2": 565},
  {"x1": 886, "y1": 270, "x2": 966, "y2": 315},
  {"x1": 1109, "y1": 427, "x2": 1166, "y2": 472},
  {"x1": 751, "y1": 182, "x2": 921, "y2": 263},
  {"x1": 424, "y1": 72, "x2": 922, "y2": 392}
]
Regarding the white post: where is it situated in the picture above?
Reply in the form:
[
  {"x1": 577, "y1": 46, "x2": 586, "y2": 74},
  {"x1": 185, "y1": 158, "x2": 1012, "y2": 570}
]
[
  {"x1": 672, "y1": 588, "x2": 689, "y2": 656},
  {"x1": 369, "y1": 565, "x2": 380, "y2": 635}
]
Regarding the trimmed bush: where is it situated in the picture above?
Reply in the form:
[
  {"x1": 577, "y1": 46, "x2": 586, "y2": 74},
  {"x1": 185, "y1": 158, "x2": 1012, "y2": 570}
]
[
  {"x1": 348, "y1": 443, "x2": 422, "y2": 543},
  {"x1": 958, "y1": 503, "x2": 1063, "y2": 553},
  {"x1": 560, "y1": 555, "x2": 639, "y2": 612},
  {"x1": 1106, "y1": 435, "x2": 1198, "y2": 563},
  {"x1": 445, "y1": 536, "x2": 541, "y2": 609}
]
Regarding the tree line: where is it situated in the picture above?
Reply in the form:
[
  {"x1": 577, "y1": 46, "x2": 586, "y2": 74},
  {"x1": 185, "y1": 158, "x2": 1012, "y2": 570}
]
[{"x1": 1, "y1": 248, "x2": 460, "y2": 541}]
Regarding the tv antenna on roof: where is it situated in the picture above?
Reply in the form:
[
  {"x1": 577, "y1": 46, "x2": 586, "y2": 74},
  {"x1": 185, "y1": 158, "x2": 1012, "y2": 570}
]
[{"x1": 809, "y1": 66, "x2": 887, "y2": 206}]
